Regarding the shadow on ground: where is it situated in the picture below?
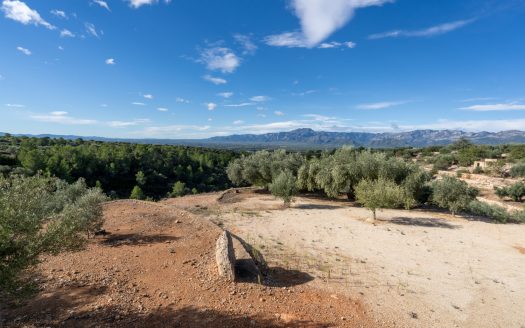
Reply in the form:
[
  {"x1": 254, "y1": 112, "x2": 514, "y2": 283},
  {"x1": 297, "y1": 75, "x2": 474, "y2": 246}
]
[
  {"x1": 385, "y1": 217, "x2": 461, "y2": 229},
  {"x1": 101, "y1": 234, "x2": 178, "y2": 247},
  {"x1": 294, "y1": 204, "x2": 343, "y2": 210}
]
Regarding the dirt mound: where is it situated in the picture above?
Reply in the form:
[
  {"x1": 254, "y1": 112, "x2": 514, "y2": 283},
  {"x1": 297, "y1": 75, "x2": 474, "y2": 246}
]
[{"x1": 1, "y1": 200, "x2": 372, "y2": 327}]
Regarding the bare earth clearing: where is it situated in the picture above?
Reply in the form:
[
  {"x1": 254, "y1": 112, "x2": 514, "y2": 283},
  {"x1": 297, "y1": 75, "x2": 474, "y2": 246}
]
[
  {"x1": 2, "y1": 200, "x2": 372, "y2": 328},
  {"x1": 163, "y1": 190, "x2": 525, "y2": 328}
]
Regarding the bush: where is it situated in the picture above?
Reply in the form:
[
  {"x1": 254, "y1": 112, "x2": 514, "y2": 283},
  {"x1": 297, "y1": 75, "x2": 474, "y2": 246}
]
[
  {"x1": 269, "y1": 170, "x2": 297, "y2": 206},
  {"x1": 0, "y1": 175, "x2": 106, "y2": 295},
  {"x1": 171, "y1": 181, "x2": 187, "y2": 197},
  {"x1": 355, "y1": 178, "x2": 409, "y2": 220},
  {"x1": 129, "y1": 185, "x2": 145, "y2": 200},
  {"x1": 467, "y1": 200, "x2": 511, "y2": 223},
  {"x1": 494, "y1": 183, "x2": 525, "y2": 202},
  {"x1": 510, "y1": 163, "x2": 525, "y2": 178},
  {"x1": 431, "y1": 176, "x2": 479, "y2": 215}
]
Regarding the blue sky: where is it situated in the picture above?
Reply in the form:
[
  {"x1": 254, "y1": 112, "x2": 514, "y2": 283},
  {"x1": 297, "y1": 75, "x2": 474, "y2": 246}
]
[{"x1": 1, "y1": 0, "x2": 525, "y2": 139}]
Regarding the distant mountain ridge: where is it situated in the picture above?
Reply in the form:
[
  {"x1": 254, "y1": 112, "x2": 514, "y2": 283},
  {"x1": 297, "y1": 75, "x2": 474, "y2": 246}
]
[{"x1": 2, "y1": 129, "x2": 525, "y2": 149}]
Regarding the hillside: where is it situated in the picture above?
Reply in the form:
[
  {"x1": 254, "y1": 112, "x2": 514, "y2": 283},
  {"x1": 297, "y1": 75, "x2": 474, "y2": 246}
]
[{"x1": 4, "y1": 129, "x2": 525, "y2": 149}]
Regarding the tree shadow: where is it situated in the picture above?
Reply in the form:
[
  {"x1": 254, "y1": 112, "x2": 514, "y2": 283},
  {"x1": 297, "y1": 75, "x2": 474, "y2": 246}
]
[
  {"x1": 385, "y1": 217, "x2": 461, "y2": 229},
  {"x1": 3, "y1": 298, "x2": 332, "y2": 327},
  {"x1": 294, "y1": 204, "x2": 343, "y2": 210},
  {"x1": 101, "y1": 234, "x2": 178, "y2": 247}
]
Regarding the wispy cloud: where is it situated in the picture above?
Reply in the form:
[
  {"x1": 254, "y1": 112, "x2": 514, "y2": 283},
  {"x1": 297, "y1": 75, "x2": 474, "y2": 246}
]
[
  {"x1": 207, "y1": 102, "x2": 217, "y2": 111},
  {"x1": 50, "y1": 9, "x2": 66, "y2": 19},
  {"x1": 85, "y1": 22, "x2": 99, "y2": 38},
  {"x1": 318, "y1": 41, "x2": 356, "y2": 49},
  {"x1": 176, "y1": 97, "x2": 190, "y2": 103},
  {"x1": 31, "y1": 111, "x2": 96, "y2": 125},
  {"x1": 274, "y1": 111, "x2": 285, "y2": 116},
  {"x1": 266, "y1": 0, "x2": 392, "y2": 48},
  {"x1": 92, "y1": 0, "x2": 110, "y2": 12},
  {"x1": 225, "y1": 103, "x2": 254, "y2": 108},
  {"x1": 16, "y1": 46, "x2": 31, "y2": 55},
  {"x1": 250, "y1": 96, "x2": 270, "y2": 102},
  {"x1": 356, "y1": 100, "x2": 410, "y2": 110},
  {"x1": 460, "y1": 103, "x2": 525, "y2": 111},
  {"x1": 60, "y1": 29, "x2": 75, "y2": 38},
  {"x1": 369, "y1": 19, "x2": 475, "y2": 40},
  {"x1": 233, "y1": 120, "x2": 244, "y2": 125},
  {"x1": 132, "y1": 102, "x2": 146, "y2": 106},
  {"x1": 157, "y1": 107, "x2": 168, "y2": 112},
  {"x1": 107, "y1": 119, "x2": 150, "y2": 127},
  {"x1": 105, "y1": 58, "x2": 115, "y2": 65},
  {"x1": 127, "y1": 0, "x2": 171, "y2": 9},
  {"x1": 234, "y1": 34, "x2": 257, "y2": 55},
  {"x1": 217, "y1": 92, "x2": 234, "y2": 98},
  {"x1": 5, "y1": 103, "x2": 24, "y2": 108},
  {"x1": 143, "y1": 94, "x2": 153, "y2": 99},
  {"x1": 199, "y1": 47, "x2": 240, "y2": 73},
  {"x1": 1, "y1": 0, "x2": 55, "y2": 29},
  {"x1": 203, "y1": 75, "x2": 227, "y2": 85}
]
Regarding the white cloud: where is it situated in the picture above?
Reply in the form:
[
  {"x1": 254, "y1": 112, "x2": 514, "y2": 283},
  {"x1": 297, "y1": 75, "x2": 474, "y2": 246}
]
[
  {"x1": 85, "y1": 22, "x2": 99, "y2": 38},
  {"x1": 233, "y1": 120, "x2": 244, "y2": 125},
  {"x1": 250, "y1": 96, "x2": 270, "y2": 102},
  {"x1": 274, "y1": 111, "x2": 285, "y2": 116},
  {"x1": 225, "y1": 103, "x2": 254, "y2": 108},
  {"x1": 50, "y1": 9, "x2": 66, "y2": 19},
  {"x1": 92, "y1": 0, "x2": 110, "y2": 11},
  {"x1": 58, "y1": 46, "x2": 64, "y2": 51},
  {"x1": 137, "y1": 124, "x2": 211, "y2": 138},
  {"x1": 16, "y1": 46, "x2": 31, "y2": 55},
  {"x1": 460, "y1": 103, "x2": 525, "y2": 111},
  {"x1": 105, "y1": 58, "x2": 115, "y2": 65},
  {"x1": 107, "y1": 119, "x2": 150, "y2": 127},
  {"x1": 157, "y1": 107, "x2": 168, "y2": 112},
  {"x1": 292, "y1": 89, "x2": 318, "y2": 96},
  {"x1": 31, "y1": 111, "x2": 96, "y2": 125},
  {"x1": 207, "y1": 102, "x2": 217, "y2": 111},
  {"x1": 234, "y1": 34, "x2": 257, "y2": 55},
  {"x1": 266, "y1": 0, "x2": 391, "y2": 48},
  {"x1": 356, "y1": 100, "x2": 409, "y2": 110},
  {"x1": 127, "y1": 0, "x2": 171, "y2": 8},
  {"x1": 143, "y1": 94, "x2": 153, "y2": 99},
  {"x1": 217, "y1": 92, "x2": 234, "y2": 98},
  {"x1": 176, "y1": 97, "x2": 190, "y2": 103},
  {"x1": 1, "y1": 0, "x2": 55, "y2": 29},
  {"x1": 203, "y1": 75, "x2": 227, "y2": 85},
  {"x1": 200, "y1": 47, "x2": 240, "y2": 73},
  {"x1": 60, "y1": 29, "x2": 75, "y2": 38},
  {"x1": 318, "y1": 41, "x2": 356, "y2": 49},
  {"x1": 369, "y1": 19, "x2": 475, "y2": 40},
  {"x1": 5, "y1": 103, "x2": 24, "y2": 108},
  {"x1": 132, "y1": 102, "x2": 146, "y2": 106}
]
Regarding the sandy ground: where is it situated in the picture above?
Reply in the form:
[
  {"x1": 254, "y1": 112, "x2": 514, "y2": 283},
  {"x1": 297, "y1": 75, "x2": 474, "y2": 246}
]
[
  {"x1": 1, "y1": 200, "x2": 373, "y2": 328},
  {"x1": 163, "y1": 191, "x2": 525, "y2": 328}
]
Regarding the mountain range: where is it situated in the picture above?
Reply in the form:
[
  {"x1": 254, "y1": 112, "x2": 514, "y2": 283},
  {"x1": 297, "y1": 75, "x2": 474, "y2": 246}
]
[{"x1": 2, "y1": 129, "x2": 525, "y2": 149}]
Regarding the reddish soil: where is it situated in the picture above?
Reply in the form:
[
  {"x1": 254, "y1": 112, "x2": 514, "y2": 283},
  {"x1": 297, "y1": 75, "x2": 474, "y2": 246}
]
[
  {"x1": 1, "y1": 200, "x2": 373, "y2": 328},
  {"x1": 514, "y1": 245, "x2": 525, "y2": 254}
]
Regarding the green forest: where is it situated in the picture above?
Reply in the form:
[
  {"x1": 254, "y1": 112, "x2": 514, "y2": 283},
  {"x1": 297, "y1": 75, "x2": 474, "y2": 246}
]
[{"x1": 0, "y1": 135, "x2": 238, "y2": 200}]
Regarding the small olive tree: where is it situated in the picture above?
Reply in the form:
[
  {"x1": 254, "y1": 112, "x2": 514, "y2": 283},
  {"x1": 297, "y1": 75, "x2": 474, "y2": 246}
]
[
  {"x1": 431, "y1": 176, "x2": 478, "y2": 215},
  {"x1": 0, "y1": 175, "x2": 107, "y2": 295},
  {"x1": 354, "y1": 178, "x2": 408, "y2": 221},
  {"x1": 269, "y1": 170, "x2": 297, "y2": 207},
  {"x1": 494, "y1": 183, "x2": 525, "y2": 202}
]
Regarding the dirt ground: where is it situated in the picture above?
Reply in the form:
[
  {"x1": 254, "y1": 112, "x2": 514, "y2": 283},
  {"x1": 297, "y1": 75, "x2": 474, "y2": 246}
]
[
  {"x1": 163, "y1": 190, "x2": 525, "y2": 328},
  {"x1": 1, "y1": 200, "x2": 374, "y2": 328}
]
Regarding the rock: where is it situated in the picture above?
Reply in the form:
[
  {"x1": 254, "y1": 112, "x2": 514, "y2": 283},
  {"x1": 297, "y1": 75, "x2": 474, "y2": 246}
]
[{"x1": 215, "y1": 231, "x2": 236, "y2": 281}]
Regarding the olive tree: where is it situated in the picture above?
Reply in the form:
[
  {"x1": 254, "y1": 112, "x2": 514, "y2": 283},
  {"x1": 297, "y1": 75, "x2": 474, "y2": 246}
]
[
  {"x1": 0, "y1": 175, "x2": 107, "y2": 295},
  {"x1": 269, "y1": 170, "x2": 297, "y2": 207},
  {"x1": 354, "y1": 178, "x2": 408, "y2": 221},
  {"x1": 431, "y1": 176, "x2": 478, "y2": 215},
  {"x1": 494, "y1": 183, "x2": 525, "y2": 202}
]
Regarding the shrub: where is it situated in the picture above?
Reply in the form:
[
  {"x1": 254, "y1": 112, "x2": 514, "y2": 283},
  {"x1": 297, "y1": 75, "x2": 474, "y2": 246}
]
[
  {"x1": 467, "y1": 200, "x2": 511, "y2": 223},
  {"x1": 129, "y1": 185, "x2": 145, "y2": 200},
  {"x1": 494, "y1": 183, "x2": 525, "y2": 202},
  {"x1": 171, "y1": 181, "x2": 187, "y2": 197},
  {"x1": 431, "y1": 176, "x2": 479, "y2": 215},
  {"x1": 269, "y1": 170, "x2": 297, "y2": 206},
  {"x1": 355, "y1": 178, "x2": 408, "y2": 220},
  {"x1": 0, "y1": 175, "x2": 106, "y2": 295},
  {"x1": 510, "y1": 163, "x2": 525, "y2": 178}
]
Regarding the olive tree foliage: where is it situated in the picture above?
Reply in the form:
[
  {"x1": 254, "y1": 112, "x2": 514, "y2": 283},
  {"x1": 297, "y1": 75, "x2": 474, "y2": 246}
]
[
  {"x1": 0, "y1": 175, "x2": 107, "y2": 295},
  {"x1": 226, "y1": 150, "x2": 305, "y2": 188},
  {"x1": 494, "y1": 183, "x2": 525, "y2": 202},
  {"x1": 269, "y1": 170, "x2": 297, "y2": 206},
  {"x1": 354, "y1": 178, "x2": 407, "y2": 220},
  {"x1": 431, "y1": 176, "x2": 479, "y2": 215},
  {"x1": 297, "y1": 148, "x2": 430, "y2": 205}
]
